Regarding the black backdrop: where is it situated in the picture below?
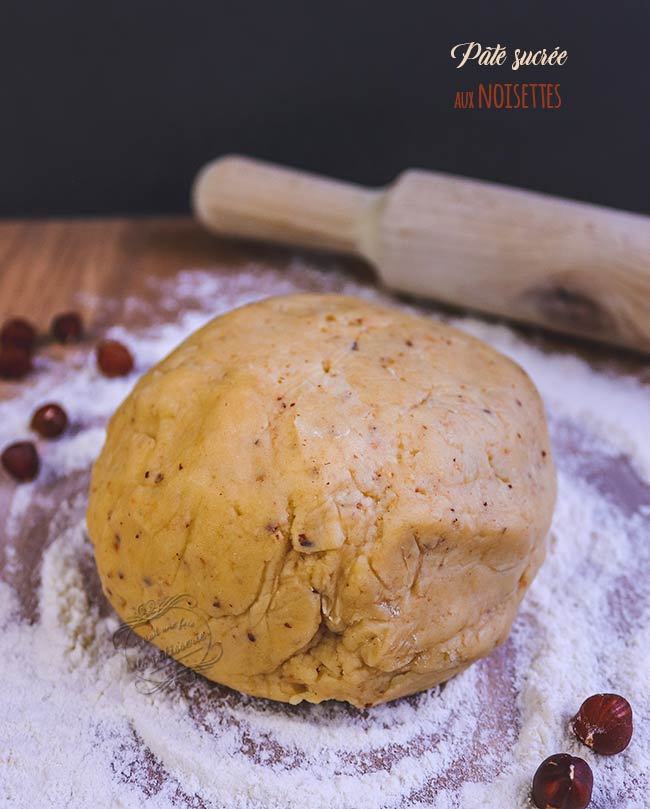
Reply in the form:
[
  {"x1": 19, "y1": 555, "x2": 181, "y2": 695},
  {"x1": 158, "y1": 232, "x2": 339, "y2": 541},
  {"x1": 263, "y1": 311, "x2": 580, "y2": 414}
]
[{"x1": 1, "y1": 1, "x2": 648, "y2": 217}]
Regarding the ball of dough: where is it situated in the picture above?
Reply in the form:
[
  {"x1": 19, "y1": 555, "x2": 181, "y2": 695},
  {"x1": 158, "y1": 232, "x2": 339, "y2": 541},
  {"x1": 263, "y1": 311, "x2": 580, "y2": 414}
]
[{"x1": 87, "y1": 294, "x2": 556, "y2": 707}]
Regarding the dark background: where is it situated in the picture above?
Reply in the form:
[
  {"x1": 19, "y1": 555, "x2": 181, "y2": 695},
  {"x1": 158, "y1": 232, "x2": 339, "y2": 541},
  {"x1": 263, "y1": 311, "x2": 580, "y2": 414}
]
[{"x1": 1, "y1": 1, "x2": 648, "y2": 217}]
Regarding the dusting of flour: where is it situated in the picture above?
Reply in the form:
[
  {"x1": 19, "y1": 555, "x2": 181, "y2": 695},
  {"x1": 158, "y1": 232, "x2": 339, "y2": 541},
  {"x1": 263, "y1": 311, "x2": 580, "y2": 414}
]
[{"x1": 1, "y1": 262, "x2": 649, "y2": 809}]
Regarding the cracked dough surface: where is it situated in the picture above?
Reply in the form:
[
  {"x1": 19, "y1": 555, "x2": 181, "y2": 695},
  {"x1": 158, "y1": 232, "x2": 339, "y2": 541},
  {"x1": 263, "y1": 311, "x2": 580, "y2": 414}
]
[{"x1": 87, "y1": 294, "x2": 556, "y2": 707}]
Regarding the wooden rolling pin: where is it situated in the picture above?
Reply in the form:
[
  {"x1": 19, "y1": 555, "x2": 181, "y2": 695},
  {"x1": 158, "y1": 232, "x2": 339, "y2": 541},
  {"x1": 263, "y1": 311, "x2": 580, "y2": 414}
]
[{"x1": 192, "y1": 156, "x2": 650, "y2": 352}]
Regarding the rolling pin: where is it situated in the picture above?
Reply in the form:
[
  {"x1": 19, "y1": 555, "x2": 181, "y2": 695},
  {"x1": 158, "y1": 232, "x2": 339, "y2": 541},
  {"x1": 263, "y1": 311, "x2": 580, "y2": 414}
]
[{"x1": 192, "y1": 156, "x2": 650, "y2": 353}]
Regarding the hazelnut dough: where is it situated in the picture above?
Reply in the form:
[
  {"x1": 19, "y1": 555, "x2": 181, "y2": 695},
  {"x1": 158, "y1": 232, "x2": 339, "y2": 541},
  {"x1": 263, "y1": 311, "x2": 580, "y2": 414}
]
[{"x1": 87, "y1": 295, "x2": 556, "y2": 707}]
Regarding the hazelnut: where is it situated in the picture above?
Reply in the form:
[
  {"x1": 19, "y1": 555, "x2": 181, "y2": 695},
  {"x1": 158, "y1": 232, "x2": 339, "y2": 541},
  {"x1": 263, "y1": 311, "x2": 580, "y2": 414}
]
[
  {"x1": 1, "y1": 317, "x2": 36, "y2": 351},
  {"x1": 0, "y1": 346, "x2": 32, "y2": 379},
  {"x1": 51, "y1": 311, "x2": 83, "y2": 344},
  {"x1": 572, "y1": 693, "x2": 633, "y2": 755},
  {"x1": 31, "y1": 403, "x2": 68, "y2": 439},
  {"x1": 1, "y1": 441, "x2": 40, "y2": 482},
  {"x1": 96, "y1": 339, "x2": 134, "y2": 377},
  {"x1": 532, "y1": 754, "x2": 593, "y2": 809}
]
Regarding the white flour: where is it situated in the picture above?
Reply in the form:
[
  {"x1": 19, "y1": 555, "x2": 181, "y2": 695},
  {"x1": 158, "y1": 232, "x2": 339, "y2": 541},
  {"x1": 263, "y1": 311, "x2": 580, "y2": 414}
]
[{"x1": 0, "y1": 263, "x2": 648, "y2": 808}]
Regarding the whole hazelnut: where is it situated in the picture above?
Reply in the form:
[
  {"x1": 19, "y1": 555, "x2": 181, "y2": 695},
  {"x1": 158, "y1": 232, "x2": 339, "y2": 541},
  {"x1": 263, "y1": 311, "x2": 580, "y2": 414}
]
[
  {"x1": 0, "y1": 346, "x2": 32, "y2": 379},
  {"x1": 51, "y1": 311, "x2": 83, "y2": 344},
  {"x1": 532, "y1": 754, "x2": 593, "y2": 809},
  {"x1": 31, "y1": 403, "x2": 68, "y2": 439},
  {"x1": 572, "y1": 693, "x2": 633, "y2": 755},
  {"x1": 1, "y1": 441, "x2": 40, "y2": 482},
  {"x1": 96, "y1": 339, "x2": 134, "y2": 377},
  {"x1": 1, "y1": 317, "x2": 37, "y2": 351}
]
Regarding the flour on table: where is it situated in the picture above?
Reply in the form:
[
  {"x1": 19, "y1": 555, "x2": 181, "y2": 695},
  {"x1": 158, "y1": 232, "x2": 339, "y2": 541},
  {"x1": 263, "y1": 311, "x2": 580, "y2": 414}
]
[{"x1": 1, "y1": 262, "x2": 649, "y2": 808}]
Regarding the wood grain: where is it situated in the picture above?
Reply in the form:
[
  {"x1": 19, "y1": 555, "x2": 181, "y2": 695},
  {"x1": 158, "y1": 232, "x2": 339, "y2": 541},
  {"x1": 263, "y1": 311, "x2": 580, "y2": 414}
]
[
  {"x1": 195, "y1": 156, "x2": 650, "y2": 352},
  {"x1": 0, "y1": 217, "x2": 253, "y2": 324}
]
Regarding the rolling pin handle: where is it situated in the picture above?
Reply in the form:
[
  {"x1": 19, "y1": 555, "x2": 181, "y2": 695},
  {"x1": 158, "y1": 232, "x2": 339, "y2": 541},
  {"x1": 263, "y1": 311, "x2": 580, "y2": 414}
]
[{"x1": 192, "y1": 155, "x2": 377, "y2": 255}]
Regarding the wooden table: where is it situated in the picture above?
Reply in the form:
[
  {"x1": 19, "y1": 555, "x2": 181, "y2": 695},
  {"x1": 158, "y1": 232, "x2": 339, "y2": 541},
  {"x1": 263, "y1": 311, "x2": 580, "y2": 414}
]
[
  {"x1": 0, "y1": 217, "x2": 294, "y2": 323},
  {"x1": 0, "y1": 217, "x2": 648, "y2": 808}
]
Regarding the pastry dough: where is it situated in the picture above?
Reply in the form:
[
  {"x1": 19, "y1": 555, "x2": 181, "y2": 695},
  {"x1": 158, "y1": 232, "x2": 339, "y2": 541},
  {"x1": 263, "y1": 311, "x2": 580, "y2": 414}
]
[{"x1": 87, "y1": 294, "x2": 556, "y2": 707}]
